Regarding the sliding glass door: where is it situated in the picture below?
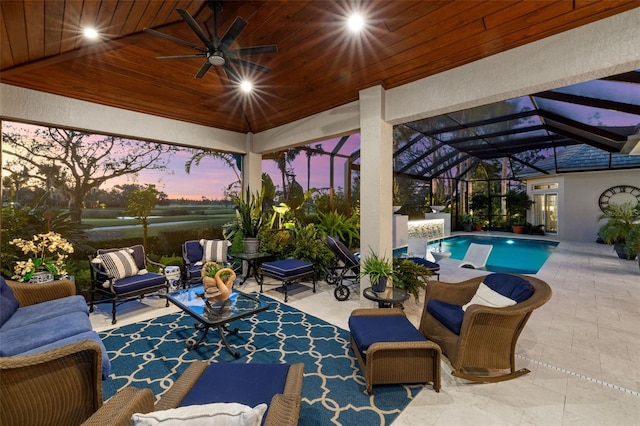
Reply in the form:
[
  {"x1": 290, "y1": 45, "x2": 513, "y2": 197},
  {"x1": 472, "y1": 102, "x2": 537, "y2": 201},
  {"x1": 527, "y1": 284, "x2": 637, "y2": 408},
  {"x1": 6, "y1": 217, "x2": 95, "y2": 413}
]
[{"x1": 533, "y1": 193, "x2": 558, "y2": 233}]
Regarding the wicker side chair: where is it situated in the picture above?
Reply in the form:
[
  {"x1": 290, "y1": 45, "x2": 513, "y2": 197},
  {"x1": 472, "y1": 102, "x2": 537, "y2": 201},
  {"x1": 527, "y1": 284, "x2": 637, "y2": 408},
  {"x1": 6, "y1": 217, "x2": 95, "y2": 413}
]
[
  {"x1": 0, "y1": 339, "x2": 112, "y2": 426},
  {"x1": 420, "y1": 274, "x2": 552, "y2": 383},
  {"x1": 84, "y1": 361, "x2": 304, "y2": 426}
]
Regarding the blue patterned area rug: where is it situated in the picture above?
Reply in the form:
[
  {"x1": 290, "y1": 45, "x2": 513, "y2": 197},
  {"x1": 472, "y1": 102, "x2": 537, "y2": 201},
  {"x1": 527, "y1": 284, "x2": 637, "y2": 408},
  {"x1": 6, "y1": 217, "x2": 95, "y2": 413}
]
[{"x1": 100, "y1": 295, "x2": 422, "y2": 425}]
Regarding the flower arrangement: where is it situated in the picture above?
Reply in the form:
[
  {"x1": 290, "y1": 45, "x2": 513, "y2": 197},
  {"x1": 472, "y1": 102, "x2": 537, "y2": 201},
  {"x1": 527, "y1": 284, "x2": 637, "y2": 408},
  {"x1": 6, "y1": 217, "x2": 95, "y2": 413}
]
[{"x1": 10, "y1": 232, "x2": 74, "y2": 282}]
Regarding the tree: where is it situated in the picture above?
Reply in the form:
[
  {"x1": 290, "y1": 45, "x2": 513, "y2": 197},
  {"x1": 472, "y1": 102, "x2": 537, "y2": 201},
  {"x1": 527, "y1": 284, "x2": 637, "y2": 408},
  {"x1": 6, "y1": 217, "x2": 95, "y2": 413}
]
[
  {"x1": 2, "y1": 125, "x2": 179, "y2": 223},
  {"x1": 125, "y1": 184, "x2": 159, "y2": 248}
]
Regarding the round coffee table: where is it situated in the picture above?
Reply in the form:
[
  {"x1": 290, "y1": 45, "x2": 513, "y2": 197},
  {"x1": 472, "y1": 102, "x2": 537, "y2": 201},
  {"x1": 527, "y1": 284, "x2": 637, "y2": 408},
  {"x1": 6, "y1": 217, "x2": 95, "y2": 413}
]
[{"x1": 363, "y1": 286, "x2": 409, "y2": 308}]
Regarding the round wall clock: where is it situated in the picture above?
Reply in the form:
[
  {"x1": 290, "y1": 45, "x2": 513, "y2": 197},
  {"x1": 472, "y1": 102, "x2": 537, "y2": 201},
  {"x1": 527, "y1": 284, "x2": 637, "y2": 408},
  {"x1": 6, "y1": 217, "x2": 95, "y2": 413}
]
[{"x1": 598, "y1": 185, "x2": 640, "y2": 211}]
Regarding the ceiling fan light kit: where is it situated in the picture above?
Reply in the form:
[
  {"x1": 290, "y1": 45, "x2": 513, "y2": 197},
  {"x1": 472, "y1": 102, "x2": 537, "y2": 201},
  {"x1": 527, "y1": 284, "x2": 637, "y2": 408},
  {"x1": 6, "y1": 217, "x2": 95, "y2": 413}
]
[{"x1": 143, "y1": 0, "x2": 277, "y2": 87}]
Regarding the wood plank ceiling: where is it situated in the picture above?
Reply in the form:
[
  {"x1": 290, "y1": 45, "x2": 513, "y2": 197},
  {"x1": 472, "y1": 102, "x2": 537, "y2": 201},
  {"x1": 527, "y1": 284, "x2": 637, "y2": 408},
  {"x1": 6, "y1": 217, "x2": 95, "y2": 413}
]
[{"x1": 1, "y1": 0, "x2": 638, "y2": 135}]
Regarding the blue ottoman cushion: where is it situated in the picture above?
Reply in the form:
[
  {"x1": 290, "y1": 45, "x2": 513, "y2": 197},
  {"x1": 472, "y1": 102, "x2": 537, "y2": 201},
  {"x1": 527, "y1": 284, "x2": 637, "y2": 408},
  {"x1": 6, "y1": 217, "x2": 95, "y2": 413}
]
[
  {"x1": 349, "y1": 314, "x2": 426, "y2": 361},
  {"x1": 262, "y1": 259, "x2": 314, "y2": 278},
  {"x1": 179, "y1": 363, "x2": 290, "y2": 409},
  {"x1": 427, "y1": 299, "x2": 465, "y2": 335}
]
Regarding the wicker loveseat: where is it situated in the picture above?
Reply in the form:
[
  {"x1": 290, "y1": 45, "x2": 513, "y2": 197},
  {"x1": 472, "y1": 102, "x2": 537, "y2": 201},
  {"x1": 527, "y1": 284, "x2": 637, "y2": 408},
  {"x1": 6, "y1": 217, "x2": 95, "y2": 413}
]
[
  {"x1": 422, "y1": 273, "x2": 552, "y2": 382},
  {"x1": 83, "y1": 361, "x2": 304, "y2": 426}
]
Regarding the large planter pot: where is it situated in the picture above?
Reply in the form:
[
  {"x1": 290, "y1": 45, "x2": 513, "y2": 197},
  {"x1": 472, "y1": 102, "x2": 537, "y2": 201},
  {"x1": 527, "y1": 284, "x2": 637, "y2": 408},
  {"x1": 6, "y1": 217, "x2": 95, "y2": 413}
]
[
  {"x1": 243, "y1": 238, "x2": 260, "y2": 255},
  {"x1": 512, "y1": 225, "x2": 524, "y2": 234},
  {"x1": 474, "y1": 224, "x2": 483, "y2": 231},
  {"x1": 462, "y1": 223, "x2": 472, "y2": 232},
  {"x1": 371, "y1": 277, "x2": 388, "y2": 292},
  {"x1": 614, "y1": 244, "x2": 637, "y2": 260}
]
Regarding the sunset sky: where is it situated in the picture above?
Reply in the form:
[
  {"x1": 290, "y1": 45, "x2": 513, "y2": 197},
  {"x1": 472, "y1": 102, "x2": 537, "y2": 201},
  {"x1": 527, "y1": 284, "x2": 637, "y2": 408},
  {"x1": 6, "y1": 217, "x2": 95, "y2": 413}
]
[{"x1": 1, "y1": 121, "x2": 360, "y2": 200}]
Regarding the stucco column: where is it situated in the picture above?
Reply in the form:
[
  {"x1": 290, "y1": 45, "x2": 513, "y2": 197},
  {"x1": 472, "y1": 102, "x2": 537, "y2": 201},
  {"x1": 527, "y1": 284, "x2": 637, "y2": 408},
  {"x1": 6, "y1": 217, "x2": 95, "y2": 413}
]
[
  {"x1": 359, "y1": 86, "x2": 393, "y2": 305},
  {"x1": 243, "y1": 132, "x2": 262, "y2": 195}
]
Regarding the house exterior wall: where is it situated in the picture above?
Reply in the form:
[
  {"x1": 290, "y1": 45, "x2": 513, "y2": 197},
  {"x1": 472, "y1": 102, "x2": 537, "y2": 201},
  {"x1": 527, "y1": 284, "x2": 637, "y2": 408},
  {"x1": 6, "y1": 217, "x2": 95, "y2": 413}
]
[{"x1": 526, "y1": 169, "x2": 640, "y2": 242}]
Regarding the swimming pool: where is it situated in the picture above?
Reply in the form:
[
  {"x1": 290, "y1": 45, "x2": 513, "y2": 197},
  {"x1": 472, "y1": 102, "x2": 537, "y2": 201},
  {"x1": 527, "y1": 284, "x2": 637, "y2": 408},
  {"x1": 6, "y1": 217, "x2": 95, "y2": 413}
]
[{"x1": 430, "y1": 236, "x2": 559, "y2": 274}]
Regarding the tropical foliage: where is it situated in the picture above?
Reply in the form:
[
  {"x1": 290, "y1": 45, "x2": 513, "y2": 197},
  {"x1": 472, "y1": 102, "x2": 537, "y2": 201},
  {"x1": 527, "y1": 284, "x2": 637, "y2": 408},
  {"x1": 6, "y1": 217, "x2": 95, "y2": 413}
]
[
  {"x1": 316, "y1": 211, "x2": 360, "y2": 249},
  {"x1": 392, "y1": 258, "x2": 431, "y2": 302}
]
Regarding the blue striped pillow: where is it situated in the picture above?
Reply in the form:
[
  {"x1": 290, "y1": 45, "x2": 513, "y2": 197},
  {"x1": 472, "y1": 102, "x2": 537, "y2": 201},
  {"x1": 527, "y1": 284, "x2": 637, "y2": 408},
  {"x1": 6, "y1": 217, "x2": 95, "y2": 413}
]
[{"x1": 100, "y1": 249, "x2": 139, "y2": 280}]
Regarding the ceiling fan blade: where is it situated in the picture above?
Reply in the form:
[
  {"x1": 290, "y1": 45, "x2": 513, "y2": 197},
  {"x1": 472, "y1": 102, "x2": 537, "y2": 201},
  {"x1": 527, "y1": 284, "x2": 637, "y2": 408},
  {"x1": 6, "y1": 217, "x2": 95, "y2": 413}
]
[
  {"x1": 223, "y1": 63, "x2": 241, "y2": 82},
  {"x1": 143, "y1": 28, "x2": 206, "y2": 52},
  {"x1": 177, "y1": 8, "x2": 215, "y2": 50},
  {"x1": 195, "y1": 61, "x2": 213, "y2": 79},
  {"x1": 230, "y1": 45, "x2": 278, "y2": 56},
  {"x1": 229, "y1": 57, "x2": 271, "y2": 74},
  {"x1": 157, "y1": 54, "x2": 206, "y2": 60},
  {"x1": 220, "y1": 17, "x2": 248, "y2": 51}
]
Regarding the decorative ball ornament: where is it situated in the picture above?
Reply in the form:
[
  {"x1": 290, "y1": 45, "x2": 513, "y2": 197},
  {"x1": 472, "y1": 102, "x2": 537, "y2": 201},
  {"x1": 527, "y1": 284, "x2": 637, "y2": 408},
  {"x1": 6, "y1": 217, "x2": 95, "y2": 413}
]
[{"x1": 598, "y1": 185, "x2": 640, "y2": 211}]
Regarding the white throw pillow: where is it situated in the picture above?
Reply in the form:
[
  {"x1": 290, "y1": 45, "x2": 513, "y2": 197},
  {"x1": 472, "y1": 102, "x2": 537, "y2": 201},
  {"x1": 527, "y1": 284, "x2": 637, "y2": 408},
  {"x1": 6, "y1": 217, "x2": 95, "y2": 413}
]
[
  {"x1": 99, "y1": 249, "x2": 139, "y2": 280},
  {"x1": 200, "y1": 239, "x2": 229, "y2": 263},
  {"x1": 131, "y1": 402, "x2": 267, "y2": 426},
  {"x1": 462, "y1": 282, "x2": 517, "y2": 311}
]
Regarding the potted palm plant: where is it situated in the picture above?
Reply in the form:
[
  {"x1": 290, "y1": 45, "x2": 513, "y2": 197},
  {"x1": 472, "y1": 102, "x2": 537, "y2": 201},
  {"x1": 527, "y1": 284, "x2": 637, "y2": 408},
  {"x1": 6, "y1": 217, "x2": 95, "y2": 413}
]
[
  {"x1": 230, "y1": 188, "x2": 265, "y2": 254},
  {"x1": 360, "y1": 250, "x2": 393, "y2": 292},
  {"x1": 598, "y1": 202, "x2": 640, "y2": 260}
]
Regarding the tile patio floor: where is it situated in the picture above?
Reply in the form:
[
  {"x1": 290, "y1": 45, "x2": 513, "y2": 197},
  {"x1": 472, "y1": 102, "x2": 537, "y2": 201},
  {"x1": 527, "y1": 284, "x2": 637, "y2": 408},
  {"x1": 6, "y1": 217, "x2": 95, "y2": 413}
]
[{"x1": 90, "y1": 232, "x2": 640, "y2": 425}]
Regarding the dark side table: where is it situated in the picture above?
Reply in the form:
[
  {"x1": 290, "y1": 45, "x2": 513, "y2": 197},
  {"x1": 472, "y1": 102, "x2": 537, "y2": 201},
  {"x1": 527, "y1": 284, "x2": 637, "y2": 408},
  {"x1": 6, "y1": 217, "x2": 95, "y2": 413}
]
[
  {"x1": 363, "y1": 286, "x2": 409, "y2": 308},
  {"x1": 229, "y1": 252, "x2": 273, "y2": 285}
]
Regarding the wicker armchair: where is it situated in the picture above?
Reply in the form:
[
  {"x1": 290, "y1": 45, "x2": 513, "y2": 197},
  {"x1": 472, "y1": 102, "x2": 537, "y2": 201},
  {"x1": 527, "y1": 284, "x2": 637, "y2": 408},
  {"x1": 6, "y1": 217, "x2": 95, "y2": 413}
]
[
  {"x1": 421, "y1": 274, "x2": 552, "y2": 383},
  {"x1": 84, "y1": 361, "x2": 304, "y2": 426},
  {"x1": 0, "y1": 339, "x2": 107, "y2": 425}
]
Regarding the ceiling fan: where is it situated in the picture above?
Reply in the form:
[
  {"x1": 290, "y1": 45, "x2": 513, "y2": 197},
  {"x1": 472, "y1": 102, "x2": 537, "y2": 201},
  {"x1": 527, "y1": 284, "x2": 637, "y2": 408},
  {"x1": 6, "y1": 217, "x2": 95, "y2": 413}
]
[{"x1": 143, "y1": 0, "x2": 278, "y2": 82}]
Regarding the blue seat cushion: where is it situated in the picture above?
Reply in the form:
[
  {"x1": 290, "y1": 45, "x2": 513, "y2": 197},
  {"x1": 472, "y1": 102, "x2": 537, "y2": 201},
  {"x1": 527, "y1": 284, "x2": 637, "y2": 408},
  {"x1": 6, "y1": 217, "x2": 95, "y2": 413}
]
[
  {"x1": 20, "y1": 331, "x2": 111, "y2": 379},
  {"x1": 262, "y1": 259, "x2": 314, "y2": 279},
  {"x1": 483, "y1": 273, "x2": 534, "y2": 303},
  {"x1": 2, "y1": 295, "x2": 88, "y2": 331},
  {"x1": 0, "y1": 311, "x2": 93, "y2": 357},
  {"x1": 0, "y1": 278, "x2": 19, "y2": 327},
  {"x1": 407, "y1": 257, "x2": 440, "y2": 272},
  {"x1": 179, "y1": 363, "x2": 290, "y2": 409},
  {"x1": 112, "y1": 272, "x2": 166, "y2": 294},
  {"x1": 427, "y1": 299, "x2": 465, "y2": 335},
  {"x1": 348, "y1": 314, "x2": 426, "y2": 356}
]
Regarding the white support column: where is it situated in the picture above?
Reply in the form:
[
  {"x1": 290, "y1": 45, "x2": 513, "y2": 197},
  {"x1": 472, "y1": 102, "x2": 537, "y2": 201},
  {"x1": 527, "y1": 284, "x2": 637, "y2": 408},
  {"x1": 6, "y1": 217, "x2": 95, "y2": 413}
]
[
  {"x1": 359, "y1": 86, "x2": 393, "y2": 305},
  {"x1": 243, "y1": 132, "x2": 262, "y2": 195}
]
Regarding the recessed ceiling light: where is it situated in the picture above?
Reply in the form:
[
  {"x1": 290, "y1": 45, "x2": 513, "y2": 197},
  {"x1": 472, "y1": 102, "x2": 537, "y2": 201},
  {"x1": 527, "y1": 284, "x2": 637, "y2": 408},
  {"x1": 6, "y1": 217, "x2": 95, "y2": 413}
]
[
  {"x1": 347, "y1": 13, "x2": 365, "y2": 33},
  {"x1": 83, "y1": 27, "x2": 99, "y2": 39},
  {"x1": 240, "y1": 80, "x2": 253, "y2": 93}
]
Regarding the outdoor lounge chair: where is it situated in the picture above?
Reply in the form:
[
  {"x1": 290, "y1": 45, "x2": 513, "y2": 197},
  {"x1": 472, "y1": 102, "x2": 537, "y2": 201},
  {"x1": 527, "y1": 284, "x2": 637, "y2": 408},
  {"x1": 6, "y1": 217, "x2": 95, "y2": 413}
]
[
  {"x1": 325, "y1": 235, "x2": 360, "y2": 301},
  {"x1": 458, "y1": 242, "x2": 493, "y2": 269},
  {"x1": 422, "y1": 273, "x2": 552, "y2": 383}
]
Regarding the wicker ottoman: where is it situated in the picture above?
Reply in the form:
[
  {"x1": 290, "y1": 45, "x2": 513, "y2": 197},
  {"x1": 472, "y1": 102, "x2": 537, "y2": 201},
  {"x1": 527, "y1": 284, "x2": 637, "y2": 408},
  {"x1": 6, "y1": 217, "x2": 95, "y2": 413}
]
[{"x1": 348, "y1": 308, "x2": 441, "y2": 394}]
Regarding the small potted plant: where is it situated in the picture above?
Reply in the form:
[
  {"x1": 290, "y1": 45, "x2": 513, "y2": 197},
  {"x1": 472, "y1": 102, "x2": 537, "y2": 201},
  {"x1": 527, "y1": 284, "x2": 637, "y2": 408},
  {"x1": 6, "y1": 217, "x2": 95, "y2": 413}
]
[
  {"x1": 598, "y1": 202, "x2": 640, "y2": 260},
  {"x1": 360, "y1": 250, "x2": 393, "y2": 292},
  {"x1": 9, "y1": 231, "x2": 74, "y2": 282},
  {"x1": 460, "y1": 213, "x2": 474, "y2": 232},
  {"x1": 473, "y1": 216, "x2": 484, "y2": 231},
  {"x1": 392, "y1": 257, "x2": 430, "y2": 302}
]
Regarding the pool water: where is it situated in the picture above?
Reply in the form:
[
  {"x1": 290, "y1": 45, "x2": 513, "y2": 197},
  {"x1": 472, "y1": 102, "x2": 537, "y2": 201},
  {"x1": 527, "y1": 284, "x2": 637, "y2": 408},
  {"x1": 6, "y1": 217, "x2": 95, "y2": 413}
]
[{"x1": 430, "y1": 236, "x2": 558, "y2": 274}]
